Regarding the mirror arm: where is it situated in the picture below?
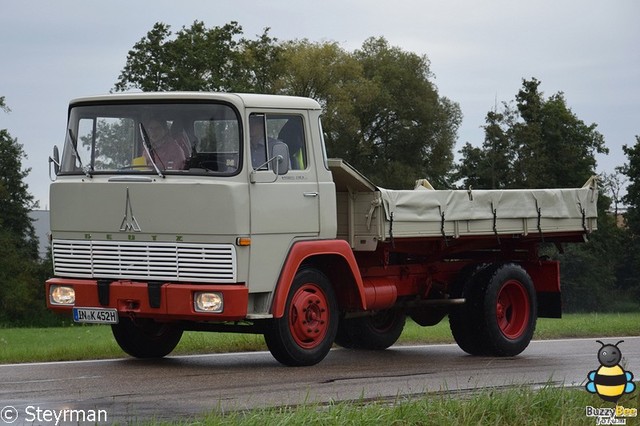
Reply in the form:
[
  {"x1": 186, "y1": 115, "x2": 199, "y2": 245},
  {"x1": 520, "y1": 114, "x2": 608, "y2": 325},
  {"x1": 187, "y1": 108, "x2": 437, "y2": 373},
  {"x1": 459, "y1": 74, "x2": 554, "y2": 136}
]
[
  {"x1": 250, "y1": 154, "x2": 284, "y2": 183},
  {"x1": 48, "y1": 156, "x2": 59, "y2": 181},
  {"x1": 48, "y1": 145, "x2": 60, "y2": 181}
]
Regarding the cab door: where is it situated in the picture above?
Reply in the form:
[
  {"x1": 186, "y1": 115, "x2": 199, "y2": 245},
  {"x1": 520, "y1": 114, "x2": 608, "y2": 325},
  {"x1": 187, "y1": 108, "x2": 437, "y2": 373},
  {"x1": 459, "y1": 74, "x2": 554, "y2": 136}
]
[
  {"x1": 248, "y1": 111, "x2": 320, "y2": 236},
  {"x1": 246, "y1": 111, "x2": 320, "y2": 293}
]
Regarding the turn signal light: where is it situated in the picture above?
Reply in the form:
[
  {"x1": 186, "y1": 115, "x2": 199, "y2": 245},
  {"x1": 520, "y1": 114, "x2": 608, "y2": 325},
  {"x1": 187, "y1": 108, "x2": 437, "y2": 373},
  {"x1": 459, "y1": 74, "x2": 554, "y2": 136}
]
[{"x1": 236, "y1": 237, "x2": 251, "y2": 246}]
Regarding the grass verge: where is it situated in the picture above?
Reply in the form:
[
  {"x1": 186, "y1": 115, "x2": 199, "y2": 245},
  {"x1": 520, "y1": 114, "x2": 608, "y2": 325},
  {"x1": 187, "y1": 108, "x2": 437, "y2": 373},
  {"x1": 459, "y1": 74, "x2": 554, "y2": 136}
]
[
  {"x1": 1, "y1": 312, "x2": 638, "y2": 364},
  {"x1": 146, "y1": 384, "x2": 634, "y2": 426}
]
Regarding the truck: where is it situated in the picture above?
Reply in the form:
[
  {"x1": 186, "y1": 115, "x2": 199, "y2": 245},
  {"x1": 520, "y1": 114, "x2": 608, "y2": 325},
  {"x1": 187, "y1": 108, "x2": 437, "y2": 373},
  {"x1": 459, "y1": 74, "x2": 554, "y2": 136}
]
[{"x1": 46, "y1": 92, "x2": 598, "y2": 366}]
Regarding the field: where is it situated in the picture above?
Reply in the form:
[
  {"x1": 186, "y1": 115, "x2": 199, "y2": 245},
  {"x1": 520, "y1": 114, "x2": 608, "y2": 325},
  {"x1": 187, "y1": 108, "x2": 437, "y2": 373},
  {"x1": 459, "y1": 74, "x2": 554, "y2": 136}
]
[{"x1": 1, "y1": 312, "x2": 638, "y2": 364}]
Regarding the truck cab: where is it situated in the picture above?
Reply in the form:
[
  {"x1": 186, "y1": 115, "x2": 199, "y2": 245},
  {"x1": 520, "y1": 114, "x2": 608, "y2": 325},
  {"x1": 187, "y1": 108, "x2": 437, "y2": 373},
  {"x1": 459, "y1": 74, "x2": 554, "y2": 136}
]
[{"x1": 47, "y1": 93, "x2": 338, "y2": 358}]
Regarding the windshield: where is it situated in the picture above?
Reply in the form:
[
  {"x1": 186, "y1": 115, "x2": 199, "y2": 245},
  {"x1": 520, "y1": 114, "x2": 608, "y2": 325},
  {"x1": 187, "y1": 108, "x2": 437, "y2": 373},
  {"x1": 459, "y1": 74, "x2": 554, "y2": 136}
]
[{"x1": 60, "y1": 102, "x2": 241, "y2": 175}]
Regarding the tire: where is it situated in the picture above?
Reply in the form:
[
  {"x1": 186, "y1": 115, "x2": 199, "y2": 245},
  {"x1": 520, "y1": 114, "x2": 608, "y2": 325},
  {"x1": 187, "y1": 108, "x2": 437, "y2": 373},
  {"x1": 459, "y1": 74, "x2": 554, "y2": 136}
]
[
  {"x1": 111, "y1": 317, "x2": 183, "y2": 358},
  {"x1": 264, "y1": 268, "x2": 338, "y2": 366},
  {"x1": 450, "y1": 263, "x2": 537, "y2": 357},
  {"x1": 335, "y1": 310, "x2": 406, "y2": 350},
  {"x1": 449, "y1": 263, "x2": 488, "y2": 355}
]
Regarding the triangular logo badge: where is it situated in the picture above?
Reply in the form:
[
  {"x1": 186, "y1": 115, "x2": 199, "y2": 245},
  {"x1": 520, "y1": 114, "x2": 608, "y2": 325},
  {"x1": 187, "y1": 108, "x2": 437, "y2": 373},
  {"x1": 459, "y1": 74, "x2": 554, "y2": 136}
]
[{"x1": 119, "y1": 187, "x2": 142, "y2": 232}]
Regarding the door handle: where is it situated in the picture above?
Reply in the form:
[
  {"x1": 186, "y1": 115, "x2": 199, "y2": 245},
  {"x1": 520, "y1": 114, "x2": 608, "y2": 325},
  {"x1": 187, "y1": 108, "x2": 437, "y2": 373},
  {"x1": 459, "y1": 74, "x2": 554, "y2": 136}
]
[{"x1": 303, "y1": 192, "x2": 319, "y2": 197}]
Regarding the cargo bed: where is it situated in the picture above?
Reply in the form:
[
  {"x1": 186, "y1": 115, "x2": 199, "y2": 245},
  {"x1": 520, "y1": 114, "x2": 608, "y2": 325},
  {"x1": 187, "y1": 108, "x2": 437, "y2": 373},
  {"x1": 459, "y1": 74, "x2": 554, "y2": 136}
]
[{"x1": 329, "y1": 159, "x2": 598, "y2": 251}]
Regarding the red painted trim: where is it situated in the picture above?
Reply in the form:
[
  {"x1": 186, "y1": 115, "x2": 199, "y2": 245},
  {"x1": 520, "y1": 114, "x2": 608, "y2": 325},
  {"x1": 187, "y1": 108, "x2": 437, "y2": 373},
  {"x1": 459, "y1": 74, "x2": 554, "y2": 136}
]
[
  {"x1": 522, "y1": 260, "x2": 561, "y2": 293},
  {"x1": 46, "y1": 278, "x2": 248, "y2": 321},
  {"x1": 271, "y1": 240, "x2": 366, "y2": 318}
]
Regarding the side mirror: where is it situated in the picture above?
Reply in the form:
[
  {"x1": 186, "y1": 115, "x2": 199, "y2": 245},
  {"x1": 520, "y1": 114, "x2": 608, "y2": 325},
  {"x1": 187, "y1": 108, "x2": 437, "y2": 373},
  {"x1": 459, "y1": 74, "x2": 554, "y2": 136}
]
[
  {"x1": 48, "y1": 146, "x2": 60, "y2": 180},
  {"x1": 270, "y1": 142, "x2": 289, "y2": 176}
]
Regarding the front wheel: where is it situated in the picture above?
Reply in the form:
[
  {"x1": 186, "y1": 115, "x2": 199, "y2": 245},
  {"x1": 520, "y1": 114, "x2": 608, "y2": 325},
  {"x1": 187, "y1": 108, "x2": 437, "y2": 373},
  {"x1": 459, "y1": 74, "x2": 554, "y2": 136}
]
[
  {"x1": 264, "y1": 268, "x2": 338, "y2": 366},
  {"x1": 111, "y1": 318, "x2": 183, "y2": 358}
]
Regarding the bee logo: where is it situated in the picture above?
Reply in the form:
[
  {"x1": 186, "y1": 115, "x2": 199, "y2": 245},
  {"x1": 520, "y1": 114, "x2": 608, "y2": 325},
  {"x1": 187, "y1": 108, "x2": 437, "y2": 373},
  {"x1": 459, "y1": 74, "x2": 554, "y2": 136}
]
[{"x1": 586, "y1": 340, "x2": 635, "y2": 403}]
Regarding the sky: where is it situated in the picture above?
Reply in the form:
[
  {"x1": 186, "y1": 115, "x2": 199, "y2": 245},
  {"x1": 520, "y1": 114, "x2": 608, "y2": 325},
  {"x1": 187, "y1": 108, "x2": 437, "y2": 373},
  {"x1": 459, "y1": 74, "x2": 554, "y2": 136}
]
[{"x1": 1, "y1": 0, "x2": 638, "y2": 208}]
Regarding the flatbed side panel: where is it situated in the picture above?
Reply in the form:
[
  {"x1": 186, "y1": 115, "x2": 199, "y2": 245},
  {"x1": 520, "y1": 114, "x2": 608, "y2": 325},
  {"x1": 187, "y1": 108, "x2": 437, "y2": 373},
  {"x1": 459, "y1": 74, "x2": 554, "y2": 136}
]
[{"x1": 377, "y1": 184, "x2": 598, "y2": 240}]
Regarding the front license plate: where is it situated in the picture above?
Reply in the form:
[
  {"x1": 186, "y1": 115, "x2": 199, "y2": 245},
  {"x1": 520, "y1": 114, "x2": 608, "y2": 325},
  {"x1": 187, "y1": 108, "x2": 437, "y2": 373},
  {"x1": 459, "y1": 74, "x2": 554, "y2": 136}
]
[{"x1": 73, "y1": 307, "x2": 119, "y2": 324}]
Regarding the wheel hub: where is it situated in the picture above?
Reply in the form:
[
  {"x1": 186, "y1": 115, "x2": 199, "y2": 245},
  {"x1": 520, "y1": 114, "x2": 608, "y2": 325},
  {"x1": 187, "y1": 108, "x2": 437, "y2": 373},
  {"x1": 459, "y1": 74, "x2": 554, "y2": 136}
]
[
  {"x1": 496, "y1": 280, "x2": 530, "y2": 340},
  {"x1": 289, "y1": 284, "x2": 329, "y2": 348}
]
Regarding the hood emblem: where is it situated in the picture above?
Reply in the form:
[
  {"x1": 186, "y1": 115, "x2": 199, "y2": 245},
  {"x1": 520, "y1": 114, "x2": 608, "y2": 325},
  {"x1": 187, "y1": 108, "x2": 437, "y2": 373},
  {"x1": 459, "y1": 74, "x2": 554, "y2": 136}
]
[{"x1": 119, "y1": 187, "x2": 141, "y2": 232}]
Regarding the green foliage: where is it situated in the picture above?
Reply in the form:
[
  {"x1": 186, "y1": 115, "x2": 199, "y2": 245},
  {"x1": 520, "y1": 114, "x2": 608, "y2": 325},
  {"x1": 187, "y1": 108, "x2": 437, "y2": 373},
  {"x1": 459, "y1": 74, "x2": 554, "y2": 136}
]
[
  {"x1": 350, "y1": 37, "x2": 461, "y2": 188},
  {"x1": 615, "y1": 136, "x2": 640, "y2": 299},
  {"x1": 456, "y1": 108, "x2": 517, "y2": 189},
  {"x1": 621, "y1": 136, "x2": 640, "y2": 235},
  {"x1": 456, "y1": 78, "x2": 607, "y2": 189},
  {"x1": 556, "y1": 213, "x2": 632, "y2": 312},
  {"x1": 0, "y1": 129, "x2": 37, "y2": 254},
  {"x1": 277, "y1": 37, "x2": 462, "y2": 189},
  {"x1": 114, "y1": 21, "x2": 282, "y2": 93},
  {"x1": 0, "y1": 103, "x2": 58, "y2": 326}
]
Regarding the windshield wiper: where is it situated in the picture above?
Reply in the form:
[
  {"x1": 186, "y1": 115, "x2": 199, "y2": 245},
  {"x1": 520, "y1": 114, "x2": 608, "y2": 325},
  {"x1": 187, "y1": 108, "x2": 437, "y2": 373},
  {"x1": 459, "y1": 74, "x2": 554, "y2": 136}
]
[
  {"x1": 67, "y1": 128, "x2": 92, "y2": 178},
  {"x1": 138, "y1": 123, "x2": 165, "y2": 178}
]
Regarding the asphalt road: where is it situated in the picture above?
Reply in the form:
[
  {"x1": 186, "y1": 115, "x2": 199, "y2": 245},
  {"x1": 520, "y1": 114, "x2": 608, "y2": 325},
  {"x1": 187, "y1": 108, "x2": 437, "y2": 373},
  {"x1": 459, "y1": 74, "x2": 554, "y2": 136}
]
[{"x1": 1, "y1": 337, "x2": 639, "y2": 424}]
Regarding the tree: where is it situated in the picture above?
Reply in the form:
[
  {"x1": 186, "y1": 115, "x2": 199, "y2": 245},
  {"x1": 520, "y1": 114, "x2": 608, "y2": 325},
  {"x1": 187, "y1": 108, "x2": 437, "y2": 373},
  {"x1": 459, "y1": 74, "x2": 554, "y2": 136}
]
[
  {"x1": 0, "y1": 104, "x2": 38, "y2": 257},
  {"x1": 275, "y1": 39, "x2": 373, "y2": 178},
  {"x1": 615, "y1": 136, "x2": 640, "y2": 299},
  {"x1": 114, "y1": 22, "x2": 174, "y2": 92},
  {"x1": 350, "y1": 37, "x2": 461, "y2": 188},
  {"x1": 456, "y1": 78, "x2": 607, "y2": 190},
  {"x1": 456, "y1": 107, "x2": 517, "y2": 189},
  {"x1": 0, "y1": 97, "x2": 51, "y2": 325},
  {"x1": 621, "y1": 136, "x2": 640, "y2": 235},
  {"x1": 600, "y1": 171, "x2": 627, "y2": 217},
  {"x1": 513, "y1": 80, "x2": 607, "y2": 188},
  {"x1": 278, "y1": 37, "x2": 462, "y2": 189},
  {"x1": 114, "y1": 21, "x2": 282, "y2": 93}
]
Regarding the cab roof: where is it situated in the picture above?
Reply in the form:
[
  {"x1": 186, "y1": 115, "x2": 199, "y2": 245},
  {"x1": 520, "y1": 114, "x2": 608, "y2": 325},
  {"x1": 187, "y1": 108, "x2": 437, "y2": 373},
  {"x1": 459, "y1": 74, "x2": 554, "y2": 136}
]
[{"x1": 69, "y1": 92, "x2": 322, "y2": 111}]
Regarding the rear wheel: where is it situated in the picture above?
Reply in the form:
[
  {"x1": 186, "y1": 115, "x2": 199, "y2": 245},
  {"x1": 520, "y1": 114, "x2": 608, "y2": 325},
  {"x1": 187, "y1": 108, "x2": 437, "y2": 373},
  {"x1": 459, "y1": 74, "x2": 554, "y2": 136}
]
[
  {"x1": 264, "y1": 268, "x2": 338, "y2": 366},
  {"x1": 335, "y1": 310, "x2": 406, "y2": 350},
  {"x1": 448, "y1": 264, "x2": 487, "y2": 355},
  {"x1": 450, "y1": 263, "x2": 537, "y2": 356},
  {"x1": 111, "y1": 318, "x2": 183, "y2": 358}
]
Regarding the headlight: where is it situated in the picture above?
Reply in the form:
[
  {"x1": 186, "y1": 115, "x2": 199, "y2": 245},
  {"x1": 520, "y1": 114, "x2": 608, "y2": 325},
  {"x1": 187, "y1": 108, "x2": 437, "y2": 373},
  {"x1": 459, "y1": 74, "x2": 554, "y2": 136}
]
[
  {"x1": 194, "y1": 292, "x2": 223, "y2": 313},
  {"x1": 50, "y1": 285, "x2": 75, "y2": 305}
]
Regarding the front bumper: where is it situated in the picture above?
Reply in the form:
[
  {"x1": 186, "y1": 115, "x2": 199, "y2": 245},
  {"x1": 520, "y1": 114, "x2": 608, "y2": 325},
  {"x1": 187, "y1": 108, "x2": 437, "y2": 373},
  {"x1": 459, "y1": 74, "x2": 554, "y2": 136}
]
[{"x1": 46, "y1": 278, "x2": 248, "y2": 322}]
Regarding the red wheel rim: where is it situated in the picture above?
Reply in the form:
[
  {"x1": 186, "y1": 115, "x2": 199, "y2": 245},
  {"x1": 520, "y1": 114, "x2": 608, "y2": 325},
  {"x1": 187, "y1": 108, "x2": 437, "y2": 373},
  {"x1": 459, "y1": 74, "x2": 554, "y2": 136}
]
[
  {"x1": 495, "y1": 280, "x2": 530, "y2": 339},
  {"x1": 288, "y1": 283, "x2": 330, "y2": 349}
]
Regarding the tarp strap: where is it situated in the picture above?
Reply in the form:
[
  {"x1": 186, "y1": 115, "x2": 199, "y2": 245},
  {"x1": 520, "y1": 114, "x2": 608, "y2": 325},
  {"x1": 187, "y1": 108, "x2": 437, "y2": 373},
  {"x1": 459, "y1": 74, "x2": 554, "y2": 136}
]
[
  {"x1": 440, "y1": 211, "x2": 449, "y2": 247},
  {"x1": 491, "y1": 202, "x2": 500, "y2": 245},
  {"x1": 579, "y1": 202, "x2": 588, "y2": 237},
  {"x1": 536, "y1": 200, "x2": 544, "y2": 242},
  {"x1": 389, "y1": 212, "x2": 395, "y2": 248}
]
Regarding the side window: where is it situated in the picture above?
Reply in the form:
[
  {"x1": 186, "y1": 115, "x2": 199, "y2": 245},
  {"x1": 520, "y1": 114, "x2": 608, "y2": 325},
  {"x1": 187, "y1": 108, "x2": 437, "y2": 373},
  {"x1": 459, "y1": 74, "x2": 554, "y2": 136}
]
[
  {"x1": 266, "y1": 115, "x2": 307, "y2": 170},
  {"x1": 250, "y1": 114, "x2": 308, "y2": 171},
  {"x1": 249, "y1": 114, "x2": 268, "y2": 169}
]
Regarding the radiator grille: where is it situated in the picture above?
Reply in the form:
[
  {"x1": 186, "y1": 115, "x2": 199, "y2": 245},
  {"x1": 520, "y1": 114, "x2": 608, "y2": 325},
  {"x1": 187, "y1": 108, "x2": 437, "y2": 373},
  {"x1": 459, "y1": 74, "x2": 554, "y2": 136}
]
[{"x1": 53, "y1": 239, "x2": 236, "y2": 283}]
